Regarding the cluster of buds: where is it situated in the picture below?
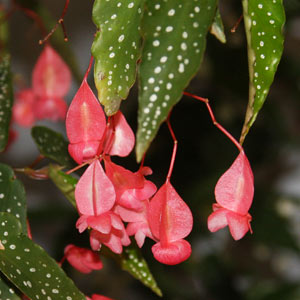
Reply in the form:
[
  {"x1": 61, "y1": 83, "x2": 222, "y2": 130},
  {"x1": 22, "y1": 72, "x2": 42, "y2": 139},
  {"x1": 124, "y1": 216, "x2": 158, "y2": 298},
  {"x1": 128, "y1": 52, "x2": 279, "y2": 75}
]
[{"x1": 13, "y1": 45, "x2": 70, "y2": 127}]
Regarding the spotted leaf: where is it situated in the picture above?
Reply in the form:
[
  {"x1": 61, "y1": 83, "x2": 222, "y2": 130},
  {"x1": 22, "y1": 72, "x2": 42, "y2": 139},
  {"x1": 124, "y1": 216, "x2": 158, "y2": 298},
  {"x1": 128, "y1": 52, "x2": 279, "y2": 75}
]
[
  {"x1": 121, "y1": 244, "x2": 162, "y2": 296},
  {"x1": 48, "y1": 165, "x2": 77, "y2": 208},
  {"x1": 0, "y1": 55, "x2": 13, "y2": 152},
  {"x1": 136, "y1": 0, "x2": 217, "y2": 161},
  {"x1": 0, "y1": 213, "x2": 86, "y2": 300},
  {"x1": 92, "y1": 0, "x2": 145, "y2": 115},
  {"x1": 0, "y1": 275, "x2": 22, "y2": 300},
  {"x1": 0, "y1": 163, "x2": 27, "y2": 234},
  {"x1": 210, "y1": 5, "x2": 226, "y2": 44},
  {"x1": 31, "y1": 126, "x2": 75, "y2": 168},
  {"x1": 240, "y1": 0, "x2": 285, "y2": 143}
]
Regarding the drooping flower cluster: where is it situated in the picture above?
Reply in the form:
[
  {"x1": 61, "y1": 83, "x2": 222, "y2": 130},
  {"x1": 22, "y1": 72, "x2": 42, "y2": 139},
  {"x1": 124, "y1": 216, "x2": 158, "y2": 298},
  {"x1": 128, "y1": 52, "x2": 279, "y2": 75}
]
[
  {"x1": 66, "y1": 68, "x2": 193, "y2": 265},
  {"x1": 13, "y1": 45, "x2": 71, "y2": 127}
]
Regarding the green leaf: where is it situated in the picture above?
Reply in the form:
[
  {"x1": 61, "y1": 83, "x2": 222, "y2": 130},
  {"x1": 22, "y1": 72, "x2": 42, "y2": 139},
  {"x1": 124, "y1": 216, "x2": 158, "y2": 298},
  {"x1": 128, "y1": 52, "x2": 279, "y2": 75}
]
[
  {"x1": 0, "y1": 275, "x2": 22, "y2": 300},
  {"x1": 136, "y1": 0, "x2": 217, "y2": 161},
  {"x1": 0, "y1": 213, "x2": 86, "y2": 300},
  {"x1": 0, "y1": 163, "x2": 27, "y2": 234},
  {"x1": 240, "y1": 0, "x2": 285, "y2": 143},
  {"x1": 48, "y1": 164, "x2": 77, "y2": 208},
  {"x1": 92, "y1": 0, "x2": 145, "y2": 115},
  {"x1": 210, "y1": 6, "x2": 226, "y2": 43},
  {"x1": 121, "y1": 244, "x2": 162, "y2": 297},
  {"x1": 31, "y1": 126, "x2": 74, "y2": 168},
  {"x1": 0, "y1": 55, "x2": 13, "y2": 152}
]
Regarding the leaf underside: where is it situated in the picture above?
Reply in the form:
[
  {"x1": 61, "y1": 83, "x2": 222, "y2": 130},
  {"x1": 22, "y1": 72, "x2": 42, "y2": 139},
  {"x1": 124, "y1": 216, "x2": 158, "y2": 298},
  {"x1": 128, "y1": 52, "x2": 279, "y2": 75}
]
[
  {"x1": 31, "y1": 126, "x2": 75, "y2": 168},
  {"x1": 0, "y1": 55, "x2": 13, "y2": 152},
  {"x1": 136, "y1": 0, "x2": 217, "y2": 161},
  {"x1": 92, "y1": 0, "x2": 145, "y2": 115},
  {"x1": 210, "y1": 5, "x2": 226, "y2": 44},
  {"x1": 240, "y1": 0, "x2": 285, "y2": 143},
  {"x1": 0, "y1": 213, "x2": 86, "y2": 300}
]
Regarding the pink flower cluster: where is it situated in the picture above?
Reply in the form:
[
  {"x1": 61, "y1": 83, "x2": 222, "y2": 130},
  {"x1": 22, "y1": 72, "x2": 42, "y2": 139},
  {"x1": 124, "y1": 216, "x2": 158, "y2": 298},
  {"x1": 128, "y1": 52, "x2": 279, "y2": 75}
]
[
  {"x1": 13, "y1": 45, "x2": 70, "y2": 127},
  {"x1": 65, "y1": 72, "x2": 193, "y2": 265}
]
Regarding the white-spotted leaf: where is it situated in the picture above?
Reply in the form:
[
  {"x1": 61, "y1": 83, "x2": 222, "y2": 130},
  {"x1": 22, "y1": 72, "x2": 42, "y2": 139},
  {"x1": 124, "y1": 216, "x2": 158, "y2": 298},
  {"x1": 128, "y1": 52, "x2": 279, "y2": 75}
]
[
  {"x1": 121, "y1": 245, "x2": 162, "y2": 296},
  {"x1": 0, "y1": 163, "x2": 27, "y2": 234},
  {"x1": 92, "y1": 0, "x2": 145, "y2": 115},
  {"x1": 48, "y1": 164, "x2": 77, "y2": 208},
  {"x1": 31, "y1": 126, "x2": 75, "y2": 168},
  {"x1": 0, "y1": 272, "x2": 22, "y2": 299},
  {"x1": 240, "y1": 0, "x2": 285, "y2": 143},
  {"x1": 136, "y1": 0, "x2": 217, "y2": 161},
  {"x1": 0, "y1": 56, "x2": 13, "y2": 152},
  {"x1": 0, "y1": 213, "x2": 86, "y2": 300}
]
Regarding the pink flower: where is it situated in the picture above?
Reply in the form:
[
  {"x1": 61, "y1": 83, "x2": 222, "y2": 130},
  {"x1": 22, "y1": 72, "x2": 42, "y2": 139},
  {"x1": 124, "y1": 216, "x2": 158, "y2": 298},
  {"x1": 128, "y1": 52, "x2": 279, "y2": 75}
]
[
  {"x1": 148, "y1": 181, "x2": 193, "y2": 265},
  {"x1": 64, "y1": 244, "x2": 103, "y2": 274},
  {"x1": 12, "y1": 89, "x2": 36, "y2": 127},
  {"x1": 86, "y1": 294, "x2": 115, "y2": 300},
  {"x1": 207, "y1": 151, "x2": 254, "y2": 240},
  {"x1": 66, "y1": 77, "x2": 134, "y2": 165},
  {"x1": 32, "y1": 45, "x2": 71, "y2": 98},
  {"x1": 13, "y1": 46, "x2": 71, "y2": 127}
]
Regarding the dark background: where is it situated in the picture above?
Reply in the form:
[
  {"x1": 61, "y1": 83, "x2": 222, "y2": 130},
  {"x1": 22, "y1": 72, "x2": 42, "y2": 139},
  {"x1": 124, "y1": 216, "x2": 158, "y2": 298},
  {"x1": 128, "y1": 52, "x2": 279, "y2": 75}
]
[{"x1": 2, "y1": 0, "x2": 300, "y2": 299}]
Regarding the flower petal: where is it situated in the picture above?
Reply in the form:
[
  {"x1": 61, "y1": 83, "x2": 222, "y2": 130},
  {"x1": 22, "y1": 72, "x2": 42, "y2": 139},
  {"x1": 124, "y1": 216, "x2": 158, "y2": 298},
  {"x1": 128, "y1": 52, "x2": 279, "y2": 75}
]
[
  {"x1": 32, "y1": 45, "x2": 71, "y2": 98},
  {"x1": 148, "y1": 181, "x2": 193, "y2": 243},
  {"x1": 215, "y1": 151, "x2": 254, "y2": 215},
  {"x1": 226, "y1": 211, "x2": 252, "y2": 240},
  {"x1": 66, "y1": 79, "x2": 106, "y2": 163},
  {"x1": 207, "y1": 207, "x2": 229, "y2": 233},
  {"x1": 106, "y1": 111, "x2": 135, "y2": 157},
  {"x1": 151, "y1": 239, "x2": 191, "y2": 265},
  {"x1": 75, "y1": 160, "x2": 115, "y2": 216}
]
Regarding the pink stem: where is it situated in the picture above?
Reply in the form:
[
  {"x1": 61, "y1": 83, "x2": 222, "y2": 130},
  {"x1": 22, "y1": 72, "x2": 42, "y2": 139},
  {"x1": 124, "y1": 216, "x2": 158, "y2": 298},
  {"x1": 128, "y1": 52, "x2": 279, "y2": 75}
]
[
  {"x1": 83, "y1": 56, "x2": 94, "y2": 81},
  {"x1": 166, "y1": 112, "x2": 178, "y2": 182},
  {"x1": 183, "y1": 92, "x2": 243, "y2": 152}
]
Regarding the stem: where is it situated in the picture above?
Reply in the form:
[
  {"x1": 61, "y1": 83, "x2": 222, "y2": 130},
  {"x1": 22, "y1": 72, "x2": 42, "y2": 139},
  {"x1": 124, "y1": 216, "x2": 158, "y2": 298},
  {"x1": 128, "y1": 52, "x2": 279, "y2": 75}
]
[
  {"x1": 39, "y1": 0, "x2": 70, "y2": 44},
  {"x1": 183, "y1": 91, "x2": 243, "y2": 152},
  {"x1": 65, "y1": 157, "x2": 97, "y2": 175},
  {"x1": 231, "y1": 14, "x2": 243, "y2": 33},
  {"x1": 83, "y1": 56, "x2": 94, "y2": 81},
  {"x1": 166, "y1": 112, "x2": 178, "y2": 182}
]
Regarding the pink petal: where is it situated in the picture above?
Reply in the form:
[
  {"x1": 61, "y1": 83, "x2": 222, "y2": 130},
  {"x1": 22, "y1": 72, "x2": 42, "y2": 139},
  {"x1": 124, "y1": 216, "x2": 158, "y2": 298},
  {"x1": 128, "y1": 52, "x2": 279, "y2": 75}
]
[
  {"x1": 66, "y1": 79, "x2": 106, "y2": 163},
  {"x1": 64, "y1": 244, "x2": 103, "y2": 274},
  {"x1": 87, "y1": 214, "x2": 111, "y2": 234},
  {"x1": 119, "y1": 190, "x2": 144, "y2": 210},
  {"x1": 76, "y1": 215, "x2": 89, "y2": 233},
  {"x1": 207, "y1": 207, "x2": 229, "y2": 233},
  {"x1": 32, "y1": 45, "x2": 71, "y2": 98},
  {"x1": 91, "y1": 294, "x2": 114, "y2": 300},
  {"x1": 226, "y1": 211, "x2": 252, "y2": 240},
  {"x1": 215, "y1": 151, "x2": 254, "y2": 215},
  {"x1": 12, "y1": 89, "x2": 36, "y2": 127},
  {"x1": 34, "y1": 96, "x2": 67, "y2": 121},
  {"x1": 68, "y1": 141, "x2": 101, "y2": 165},
  {"x1": 148, "y1": 181, "x2": 193, "y2": 243},
  {"x1": 110, "y1": 213, "x2": 124, "y2": 231},
  {"x1": 106, "y1": 111, "x2": 135, "y2": 157},
  {"x1": 134, "y1": 180, "x2": 157, "y2": 200},
  {"x1": 116, "y1": 205, "x2": 145, "y2": 223},
  {"x1": 152, "y1": 239, "x2": 191, "y2": 265},
  {"x1": 75, "y1": 160, "x2": 115, "y2": 216}
]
